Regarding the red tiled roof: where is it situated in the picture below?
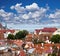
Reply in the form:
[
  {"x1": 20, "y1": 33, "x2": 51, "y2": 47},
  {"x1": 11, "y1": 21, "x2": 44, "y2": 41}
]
[
  {"x1": 44, "y1": 44, "x2": 54, "y2": 47},
  {"x1": 25, "y1": 42, "x2": 34, "y2": 48},
  {"x1": 35, "y1": 28, "x2": 57, "y2": 34},
  {"x1": 42, "y1": 27, "x2": 57, "y2": 32},
  {"x1": 33, "y1": 47, "x2": 44, "y2": 54},
  {"x1": 6, "y1": 40, "x2": 14, "y2": 44},
  {"x1": 34, "y1": 44, "x2": 42, "y2": 48},
  {"x1": 25, "y1": 34, "x2": 33, "y2": 41},
  {"x1": 26, "y1": 34, "x2": 32, "y2": 38},
  {"x1": 13, "y1": 40, "x2": 24, "y2": 46},
  {"x1": 25, "y1": 37, "x2": 32, "y2": 42},
  {"x1": 33, "y1": 43, "x2": 60, "y2": 54},
  {"x1": 19, "y1": 50, "x2": 26, "y2": 56},
  {"x1": 0, "y1": 29, "x2": 15, "y2": 33}
]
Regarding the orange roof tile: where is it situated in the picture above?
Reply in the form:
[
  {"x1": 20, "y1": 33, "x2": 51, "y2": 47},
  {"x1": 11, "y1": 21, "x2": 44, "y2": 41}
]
[
  {"x1": 25, "y1": 34, "x2": 33, "y2": 41},
  {"x1": 26, "y1": 34, "x2": 32, "y2": 37},
  {"x1": 44, "y1": 44, "x2": 54, "y2": 47},
  {"x1": 19, "y1": 50, "x2": 26, "y2": 56},
  {"x1": 13, "y1": 40, "x2": 24, "y2": 46}
]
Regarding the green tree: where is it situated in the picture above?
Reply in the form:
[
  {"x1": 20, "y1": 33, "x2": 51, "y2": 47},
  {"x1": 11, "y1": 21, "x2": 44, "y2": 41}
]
[
  {"x1": 22, "y1": 30, "x2": 29, "y2": 37},
  {"x1": 50, "y1": 34, "x2": 60, "y2": 43},
  {"x1": 7, "y1": 34, "x2": 14, "y2": 40},
  {"x1": 15, "y1": 30, "x2": 29, "y2": 39}
]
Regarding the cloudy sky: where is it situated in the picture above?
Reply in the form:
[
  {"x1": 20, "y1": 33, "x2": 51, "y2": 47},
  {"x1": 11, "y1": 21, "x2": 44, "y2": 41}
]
[{"x1": 0, "y1": 0, "x2": 60, "y2": 26}]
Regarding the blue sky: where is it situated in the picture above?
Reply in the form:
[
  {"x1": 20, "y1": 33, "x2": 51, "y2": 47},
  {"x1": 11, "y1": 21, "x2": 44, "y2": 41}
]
[
  {"x1": 0, "y1": 0, "x2": 60, "y2": 10},
  {"x1": 0, "y1": 0, "x2": 60, "y2": 26}
]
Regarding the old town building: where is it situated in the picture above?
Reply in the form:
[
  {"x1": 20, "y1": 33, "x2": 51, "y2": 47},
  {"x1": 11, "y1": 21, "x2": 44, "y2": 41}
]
[{"x1": 34, "y1": 27, "x2": 57, "y2": 41}]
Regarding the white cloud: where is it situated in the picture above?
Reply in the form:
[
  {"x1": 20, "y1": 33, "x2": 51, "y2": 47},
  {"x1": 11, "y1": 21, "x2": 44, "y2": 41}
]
[
  {"x1": 22, "y1": 7, "x2": 47, "y2": 20},
  {"x1": 0, "y1": 9, "x2": 6, "y2": 15},
  {"x1": 22, "y1": 14, "x2": 29, "y2": 19},
  {"x1": 0, "y1": 9, "x2": 14, "y2": 20},
  {"x1": 10, "y1": 3, "x2": 40, "y2": 13},
  {"x1": 26, "y1": 3, "x2": 39, "y2": 10},
  {"x1": 49, "y1": 10, "x2": 60, "y2": 19},
  {"x1": 10, "y1": 6, "x2": 14, "y2": 9},
  {"x1": 32, "y1": 8, "x2": 47, "y2": 19},
  {"x1": 0, "y1": 3, "x2": 49, "y2": 24},
  {"x1": 47, "y1": 9, "x2": 60, "y2": 24},
  {"x1": 32, "y1": 11, "x2": 40, "y2": 18},
  {"x1": 10, "y1": 3, "x2": 25, "y2": 13}
]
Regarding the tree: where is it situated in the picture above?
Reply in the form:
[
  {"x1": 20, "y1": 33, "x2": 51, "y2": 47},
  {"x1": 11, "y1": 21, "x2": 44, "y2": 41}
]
[
  {"x1": 15, "y1": 30, "x2": 29, "y2": 39},
  {"x1": 50, "y1": 34, "x2": 60, "y2": 43},
  {"x1": 7, "y1": 34, "x2": 14, "y2": 40},
  {"x1": 22, "y1": 30, "x2": 29, "y2": 37}
]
